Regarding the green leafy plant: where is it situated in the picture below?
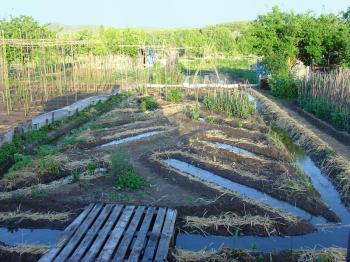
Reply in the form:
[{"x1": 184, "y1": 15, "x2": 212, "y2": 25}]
[
  {"x1": 251, "y1": 242, "x2": 258, "y2": 251},
  {"x1": 110, "y1": 148, "x2": 144, "y2": 190},
  {"x1": 166, "y1": 88, "x2": 183, "y2": 103},
  {"x1": 185, "y1": 106, "x2": 200, "y2": 120},
  {"x1": 87, "y1": 161, "x2": 97, "y2": 175},
  {"x1": 36, "y1": 156, "x2": 60, "y2": 176},
  {"x1": 139, "y1": 96, "x2": 158, "y2": 111},
  {"x1": 116, "y1": 170, "x2": 145, "y2": 190}
]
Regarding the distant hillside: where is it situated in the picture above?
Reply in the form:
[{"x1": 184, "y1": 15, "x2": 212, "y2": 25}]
[
  {"x1": 48, "y1": 23, "x2": 102, "y2": 34},
  {"x1": 48, "y1": 20, "x2": 252, "y2": 35}
]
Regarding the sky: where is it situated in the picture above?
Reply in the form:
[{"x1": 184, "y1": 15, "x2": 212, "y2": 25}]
[{"x1": 0, "y1": 0, "x2": 349, "y2": 28}]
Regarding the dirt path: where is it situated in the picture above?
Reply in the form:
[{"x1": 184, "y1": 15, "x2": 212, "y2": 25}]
[{"x1": 254, "y1": 89, "x2": 350, "y2": 162}]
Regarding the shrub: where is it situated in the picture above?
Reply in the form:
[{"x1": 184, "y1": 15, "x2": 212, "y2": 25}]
[
  {"x1": 116, "y1": 170, "x2": 145, "y2": 190},
  {"x1": 139, "y1": 96, "x2": 158, "y2": 111},
  {"x1": 36, "y1": 145, "x2": 58, "y2": 157},
  {"x1": 166, "y1": 89, "x2": 183, "y2": 103},
  {"x1": 36, "y1": 156, "x2": 60, "y2": 176},
  {"x1": 269, "y1": 74, "x2": 298, "y2": 99}
]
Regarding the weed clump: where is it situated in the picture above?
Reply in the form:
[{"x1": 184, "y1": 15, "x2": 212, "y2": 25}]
[
  {"x1": 166, "y1": 89, "x2": 183, "y2": 103},
  {"x1": 110, "y1": 148, "x2": 144, "y2": 190},
  {"x1": 185, "y1": 106, "x2": 200, "y2": 120},
  {"x1": 139, "y1": 96, "x2": 158, "y2": 111},
  {"x1": 116, "y1": 170, "x2": 145, "y2": 190},
  {"x1": 36, "y1": 156, "x2": 60, "y2": 176},
  {"x1": 36, "y1": 145, "x2": 58, "y2": 157}
]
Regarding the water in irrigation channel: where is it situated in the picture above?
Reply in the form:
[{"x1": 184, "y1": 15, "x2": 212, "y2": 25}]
[
  {"x1": 0, "y1": 228, "x2": 62, "y2": 246},
  {"x1": 99, "y1": 130, "x2": 164, "y2": 148},
  {"x1": 170, "y1": 143, "x2": 350, "y2": 251},
  {"x1": 208, "y1": 141, "x2": 255, "y2": 157},
  {"x1": 174, "y1": 92, "x2": 350, "y2": 252}
]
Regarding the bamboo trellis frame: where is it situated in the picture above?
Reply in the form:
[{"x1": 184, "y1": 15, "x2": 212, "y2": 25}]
[{"x1": 0, "y1": 33, "x2": 219, "y2": 116}]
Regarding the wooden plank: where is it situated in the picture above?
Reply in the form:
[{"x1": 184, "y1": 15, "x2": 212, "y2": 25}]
[
  {"x1": 155, "y1": 209, "x2": 177, "y2": 261},
  {"x1": 141, "y1": 208, "x2": 167, "y2": 262},
  {"x1": 38, "y1": 203, "x2": 94, "y2": 262},
  {"x1": 128, "y1": 207, "x2": 155, "y2": 261},
  {"x1": 82, "y1": 205, "x2": 123, "y2": 262},
  {"x1": 113, "y1": 206, "x2": 146, "y2": 261},
  {"x1": 96, "y1": 205, "x2": 135, "y2": 261},
  {"x1": 54, "y1": 204, "x2": 104, "y2": 262},
  {"x1": 68, "y1": 204, "x2": 114, "y2": 261}
]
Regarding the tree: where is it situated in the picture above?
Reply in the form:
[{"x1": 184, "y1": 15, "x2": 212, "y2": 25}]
[
  {"x1": 245, "y1": 6, "x2": 300, "y2": 75},
  {"x1": 0, "y1": 16, "x2": 54, "y2": 38}
]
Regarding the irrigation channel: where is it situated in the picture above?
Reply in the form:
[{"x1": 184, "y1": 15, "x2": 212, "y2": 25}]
[{"x1": 0, "y1": 92, "x2": 349, "y2": 254}]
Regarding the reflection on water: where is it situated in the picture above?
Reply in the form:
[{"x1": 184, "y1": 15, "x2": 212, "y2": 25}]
[
  {"x1": 99, "y1": 130, "x2": 163, "y2": 148},
  {"x1": 0, "y1": 227, "x2": 62, "y2": 246},
  {"x1": 164, "y1": 159, "x2": 325, "y2": 224}
]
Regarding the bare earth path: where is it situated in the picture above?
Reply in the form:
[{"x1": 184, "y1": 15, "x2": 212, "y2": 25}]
[{"x1": 254, "y1": 89, "x2": 350, "y2": 162}]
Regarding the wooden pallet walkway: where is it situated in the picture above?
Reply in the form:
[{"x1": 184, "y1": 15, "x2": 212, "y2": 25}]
[{"x1": 39, "y1": 204, "x2": 177, "y2": 262}]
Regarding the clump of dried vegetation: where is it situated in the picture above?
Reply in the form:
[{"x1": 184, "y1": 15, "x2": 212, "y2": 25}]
[{"x1": 183, "y1": 212, "x2": 274, "y2": 235}]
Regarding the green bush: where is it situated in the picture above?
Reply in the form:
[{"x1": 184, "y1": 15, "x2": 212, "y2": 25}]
[
  {"x1": 116, "y1": 170, "x2": 145, "y2": 190},
  {"x1": 166, "y1": 89, "x2": 183, "y2": 103},
  {"x1": 269, "y1": 74, "x2": 298, "y2": 99},
  {"x1": 139, "y1": 96, "x2": 158, "y2": 111},
  {"x1": 36, "y1": 145, "x2": 58, "y2": 157},
  {"x1": 36, "y1": 156, "x2": 60, "y2": 176}
]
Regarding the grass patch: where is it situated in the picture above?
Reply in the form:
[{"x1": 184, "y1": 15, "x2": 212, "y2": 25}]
[
  {"x1": 139, "y1": 96, "x2": 158, "y2": 111},
  {"x1": 36, "y1": 145, "x2": 58, "y2": 157},
  {"x1": 110, "y1": 148, "x2": 144, "y2": 190},
  {"x1": 8, "y1": 154, "x2": 32, "y2": 172},
  {"x1": 166, "y1": 89, "x2": 183, "y2": 103},
  {"x1": 62, "y1": 137, "x2": 84, "y2": 147}
]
